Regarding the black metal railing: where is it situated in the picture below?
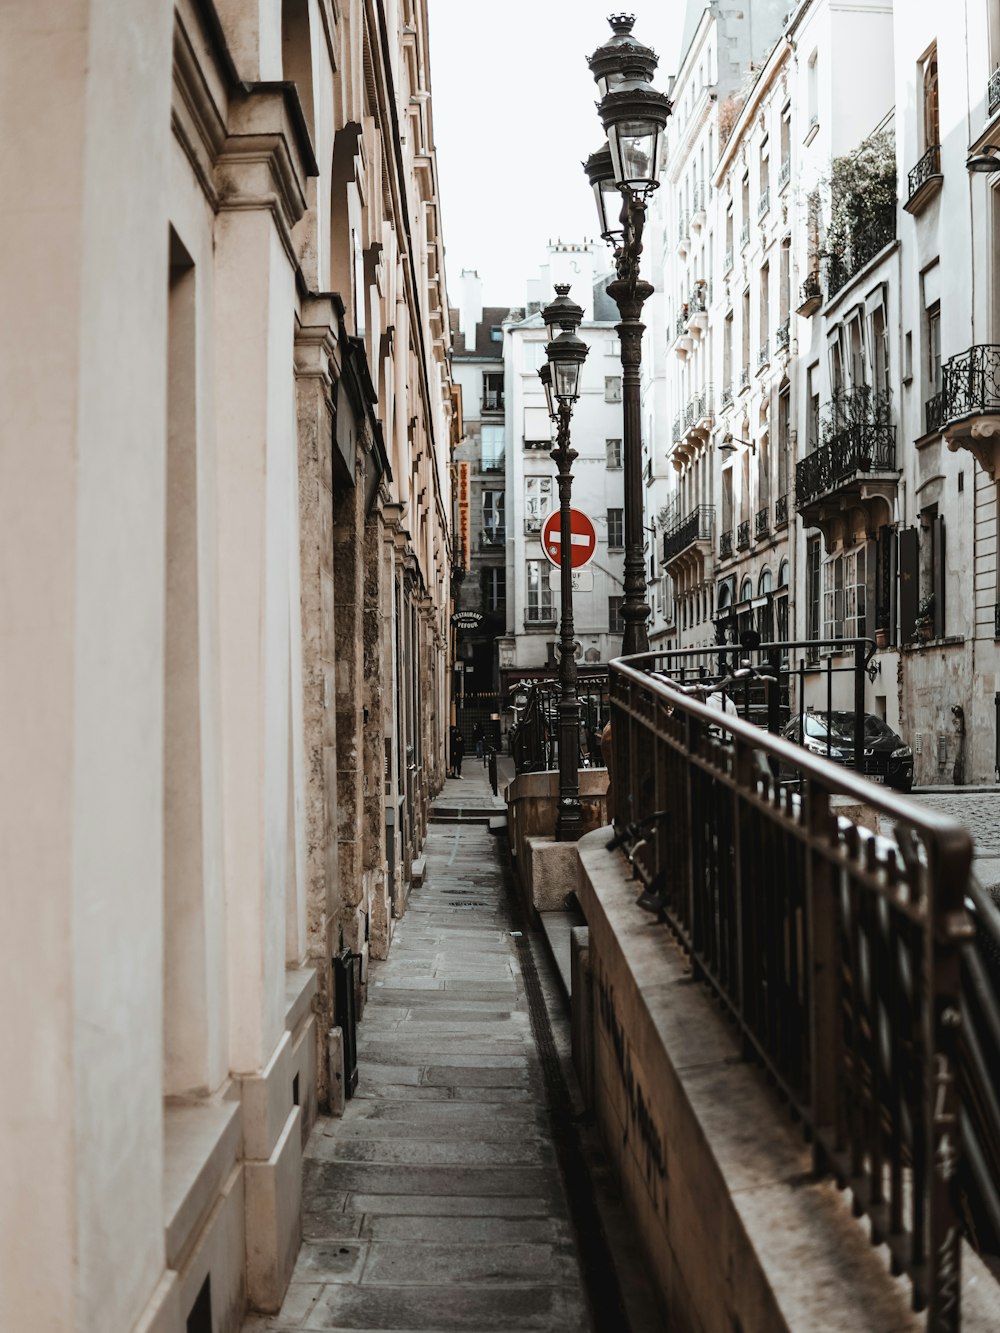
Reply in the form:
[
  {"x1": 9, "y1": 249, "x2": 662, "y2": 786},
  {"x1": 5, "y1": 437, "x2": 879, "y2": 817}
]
[
  {"x1": 724, "y1": 246, "x2": 734, "y2": 273},
  {"x1": 663, "y1": 504, "x2": 714, "y2": 563},
  {"x1": 482, "y1": 392, "x2": 505, "y2": 412},
  {"x1": 778, "y1": 158, "x2": 791, "y2": 190},
  {"x1": 721, "y1": 385, "x2": 734, "y2": 411},
  {"x1": 961, "y1": 875, "x2": 1000, "y2": 1263},
  {"x1": 940, "y1": 344, "x2": 1000, "y2": 423},
  {"x1": 678, "y1": 212, "x2": 690, "y2": 245},
  {"x1": 757, "y1": 339, "x2": 770, "y2": 370},
  {"x1": 796, "y1": 422, "x2": 897, "y2": 508},
  {"x1": 758, "y1": 186, "x2": 770, "y2": 218},
  {"x1": 775, "y1": 493, "x2": 788, "y2": 526},
  {"x1": 688, "y1": 286, "x2": 708, "y2": 316},
  {"x1": 825, "y1": 210, "x2": 897, "y2": 300},
  {"x1": 608, "y1": 645, "x2": 974, "y2": 1326},
  {"x1": 479, "y1": 527, "x2": 505, "y2": 548},
  {"x1": 740, "y1": 221, "x2": 750, "y2": 250},
  {"x1": 990, "y1": 66, "x2": 1000, "y2": 117},
  {"x1": 737, "y1": 519, "x2": 751, "y2": 550},
  {"x1": 675, "y1": 312, "x2": 688, "y2": 341},
  {"x1": 720, "y1": 529, "x2": 733, "y2": 560},
  {"x1": 739, "y1": 365, "x2": 750, "y2": 391},
  {"x1": 510, "y1": 676, "x2": 610, "y2": 774},
  {"x1": 755, "y1": 506, "x2": 769, "y2": 539},
  {"x1": 926, "y1": 391, "x2": 946, "y2": 435},
  {"x1": 481, "y1": 451, "x2": 505, "y2": 473},
  {"x1": 776, "y1": 318, "x2": 790, "y2": 351},
  {"x1": 907, "y1": 143, "x2": 941, "y2": 204},
  {"x1": 672, "y1": 414, "x2": 682, "y2": 443}
]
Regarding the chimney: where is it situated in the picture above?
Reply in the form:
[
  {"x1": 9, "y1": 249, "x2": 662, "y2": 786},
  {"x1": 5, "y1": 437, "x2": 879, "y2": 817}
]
[{"x1": 459, "y1": 269, "x2": 483, "y2": 346}]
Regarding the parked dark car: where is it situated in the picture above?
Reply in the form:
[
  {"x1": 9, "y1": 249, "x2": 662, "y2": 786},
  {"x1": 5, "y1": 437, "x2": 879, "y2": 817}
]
[{"x1": 780, "y1": 711, "x2": 914, "y2": 791}]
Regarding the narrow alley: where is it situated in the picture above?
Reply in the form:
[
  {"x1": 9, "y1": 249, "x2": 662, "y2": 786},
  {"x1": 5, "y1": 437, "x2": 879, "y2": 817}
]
[{"x1": 244, "y1": 758, "x2": 594, "y2": 1333}]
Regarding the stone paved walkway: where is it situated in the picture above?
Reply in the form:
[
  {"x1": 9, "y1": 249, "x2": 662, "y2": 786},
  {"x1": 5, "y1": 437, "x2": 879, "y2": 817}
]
[{"x1": 244, "y1": 769, "x2": 592, "y2": 1332}]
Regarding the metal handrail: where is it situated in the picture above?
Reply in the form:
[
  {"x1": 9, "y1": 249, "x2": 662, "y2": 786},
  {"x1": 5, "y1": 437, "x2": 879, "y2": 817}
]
[{"x1": 608, "y1": 650, "x2": 973, "y2": 1326}]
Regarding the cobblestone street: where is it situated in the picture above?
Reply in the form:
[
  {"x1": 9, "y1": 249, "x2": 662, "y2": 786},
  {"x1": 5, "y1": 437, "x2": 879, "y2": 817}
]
[{"x1": 907, "y1": 789, "x2": 1000, "y2": 891}]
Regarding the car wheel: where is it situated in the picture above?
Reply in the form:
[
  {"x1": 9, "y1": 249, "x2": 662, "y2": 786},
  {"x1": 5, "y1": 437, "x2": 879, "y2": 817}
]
[{"x1": 890, "y1": 776, "x2": 913, "y2": 793}]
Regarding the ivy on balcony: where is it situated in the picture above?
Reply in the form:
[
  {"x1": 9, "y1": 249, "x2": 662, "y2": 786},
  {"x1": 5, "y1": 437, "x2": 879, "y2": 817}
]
[{"x1": 820, "y1": 129, "x2": 897, "y2": 302}]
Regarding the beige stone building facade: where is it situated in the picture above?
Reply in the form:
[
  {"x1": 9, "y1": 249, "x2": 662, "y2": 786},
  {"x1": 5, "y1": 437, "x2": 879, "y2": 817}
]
[{"x1": 0, "y1": 0, "x2": 453, "y2": 1329}]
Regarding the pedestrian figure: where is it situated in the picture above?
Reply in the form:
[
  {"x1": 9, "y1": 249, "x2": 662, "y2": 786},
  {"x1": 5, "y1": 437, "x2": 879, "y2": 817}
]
[
  {"x1": 452, "y1": 728, "x2": 465, "y2": 778},
  {"x1": 473, "y1": 721, "x2": 484, "y2": 760}
]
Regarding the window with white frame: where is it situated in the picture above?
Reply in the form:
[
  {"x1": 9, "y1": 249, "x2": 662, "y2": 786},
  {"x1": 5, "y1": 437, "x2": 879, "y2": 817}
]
[
  {"x1": 606, "y1": 438, "x2": 623, "y2": 468},
  {"x1": 483, "y1": 566, "x2": 506, "y2": 611},
  {"x1": 481, "y1": 424, "x2": 505, "y2": 471},
  {"x1": 605, "y1": 376, "x2": 622, "y2": 403},
  {"x1": 843, "y1": 546, "x2": 867, "y2": 640},
  {"x1": 822, "y1": 551, "x2": 846, "y2": 644},
  {"x1": 524, "y1": 476, "x2": 553, "y2": 532},
  {"x1": 482, "y1": 490, "x2": 504, "y2": 544},
  {"x1": 526, "y1": 560, "x2": 554, "y2": 622}
]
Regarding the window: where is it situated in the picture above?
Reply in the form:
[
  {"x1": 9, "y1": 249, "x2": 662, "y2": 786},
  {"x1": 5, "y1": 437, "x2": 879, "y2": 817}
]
[
  {"x1": 609, "y1": 596, "x2": 625, "y2": 634},
  {"x1": 483, "y1": 566, "x2": 506, "y2": 612},
  {"x1": 607, "y1": 507, "x2": 624, "y2": 548},
  {"x1": 870, "y1": 295, "x2": 890, "y2": 399},
  {"x1": 523, "y1": 405, "x2": 552, "y2": 448},
  {"x1": 523, "y1": 341, "x2": 546, "y2": 371},
  {"x1": 742, "y1": 288, "x2": 751, "y2": 373},
  {"x1": 724, "y1": 310, "x2": 734, "y2": 387},
  {"x1": 606, "y1": 438, "x2": 623, "y2": 468},
  {"x1": 807, "y1": 51, "x2": 819, "y2": 131},
  {"x1": 481, "y1": 424, "x2": 504, "y2": 471},
  {"x1": 844, "y1": 546, "x2": 867, "y2": 640},
  {"x1": 524, "y1": 476, "x2": 553, "y2": 532},
  {"x1": 927, "y1": 301, "x2": 942, "y2": 395},
  {"x1": 482, "y1": 490, "x2": 504, "y2": 544},
  {"x1": 526, "y1": 561, "x2": 554, "y2": 622},
  {"x1": 605, "y1": 376, "x2": 622, "y2": 403},
  {"x1": 490, "y1": 326, "x2": 503, "y2": 342},
  {"x1": 921, "y1": 46, "x2": 939, "y2": 150},
  {"x1": 776, "y1": 559, "x2": 790, "y2": 645},
  {"x1": 760, "y1": 262, "x2": 770, "y2": 349},
  {"x1": 807, "y1": 363, "x2": 820, "y2": 450},
  {"x1": 483, "y1": 371, "x2": 504, "y2": 411},
  {"x1": 822, "y1": 552, "x2": 846, "y2": 643},
  {"x1": 777, "y1": 389, "x2": 790, "y2": 495},
  {"x1": 780, "y1": 104, "x2": 791, "y2": 177},
  {"x1": 806, "y1": 536, "x2": 822, "y2": 649}
]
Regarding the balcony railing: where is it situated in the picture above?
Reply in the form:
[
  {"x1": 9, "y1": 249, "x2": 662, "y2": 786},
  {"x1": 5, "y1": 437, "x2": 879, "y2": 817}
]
[
  {"x1": 757, "y1": 339, "x2": 770, "y2": 371},
  {"x1": 906, "y1": 143, "x2": 941, "y2": 207},
  {"x1": 724, "y1": 246, "x2": 734, "y2": 273},
  {"x1": 925, "y1": 390, "x2": 946, "y2": 435},
  {"x1": 775, "y1": 493, "x2": 788, "y2": 526},
  {"x1": 607, "y1": 651, "x2": 973, "y2": 1325},
  {"x1": 719, "y1": 529, "x2": 733, "y2": 560},
  {"x1": 479, "y1": 528, "x2": 505, "y2": 549},
  {"x1": 755, "y1": 507, "x2": 769, "y2": 539},
  {"x1": 776, "y1": 318, "x2": 790, "y2": 351},
  {"x1": 721, "y1": 385, "x2": 734, "y2": 411},
  {"x1": 795, "y1": 422, "x2": 897, "y2": 508},
  {"x1": 481, "y1": 392, "x2": 505, "y2": 413},
  {"x1": 672, "y1": 414, "x2": 683, "y2": 443},
  {"x1": 677, "y1": 212, "x2": 690, "y2": 247},
  {"x1": 825, "y1": 209, "x2": 896, "y2": 300},
  {"x1": 737, "y1": 519, "x2": 751, "y2": 550},
  {"x1": 740, "y1": 221, "x2": 750, "y2": 250},
  {"x1": 481, "y1": 451, "x2": 505, "y2": 473},
  {"x1": 739, "y1": 365, "x2": 750, "y2": 391},
  {"x1": 757, "y1": 186, "x2": 770, "y2": 219},
  {"x1": 940, "y1": 344, "x2": 1000, "y2": 422},
  {"x1": 798, "y1": 271, "x2": 822, "y2": 314},
  {"x1": 990, "y1": 65, "x2": 1000, "y2": 117},
  {"x1": 778, "y1": 158, "x2": 790, "y2": 191},
  {"x1": 663, "y1": 504, "x2": 714, "y2": 563},
  {"x1": 688, "y1": 286, "x2": 708, "y2": 316},
  {"x1": 675, "y1": 312, "x2": 689, "y2": 341}
]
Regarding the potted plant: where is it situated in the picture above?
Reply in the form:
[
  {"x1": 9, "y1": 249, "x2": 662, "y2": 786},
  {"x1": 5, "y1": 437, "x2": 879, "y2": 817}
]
[
  {"x1": 874, "y1": 614, "x2": 889, "y2": 651},
  {"x1": 914, "y1": 594, "x2": 935, "y2": 642}
]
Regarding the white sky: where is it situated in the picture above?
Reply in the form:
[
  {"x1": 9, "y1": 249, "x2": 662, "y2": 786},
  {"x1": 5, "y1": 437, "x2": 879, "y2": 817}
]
[{"x1": 427, "y1": 2, "x2": 685, "y2": 307}]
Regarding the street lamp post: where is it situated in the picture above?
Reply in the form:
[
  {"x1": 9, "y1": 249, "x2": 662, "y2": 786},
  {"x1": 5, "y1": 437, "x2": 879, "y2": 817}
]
[
  {"x1": 586, "y1": 13, "x2": 671, "y2": 656},
  {"x1": 540, "y1": 285, "x2": 589, "y2": 841}
]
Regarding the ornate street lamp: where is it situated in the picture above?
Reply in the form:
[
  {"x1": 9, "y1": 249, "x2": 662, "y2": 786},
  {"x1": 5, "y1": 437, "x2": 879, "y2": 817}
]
[
  {"x1": 587, "y1": 13, "x2": 671, "y2": 656},
  {"x1": 540, "y1": 285, "x2": 589, "y2": 841}
]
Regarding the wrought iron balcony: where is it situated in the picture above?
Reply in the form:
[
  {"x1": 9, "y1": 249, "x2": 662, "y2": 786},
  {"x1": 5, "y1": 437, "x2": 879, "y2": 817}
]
[
  {"x1": 755, "y1": 507, "x2": 769, "y2": 540},
  {"x1": 939, "y1": 345, "x2": 1000, "y2": 471},
  {"x1": 737, "y1": 519, "x2": 751, "y2": 550},
  {"x1": 672, "y1": 414, "x2": 683, "y2": 443},
  {"x1": 757, "y1": 340, "x2": 770, "y2": 371},
  {"x1": 925, "y1": 391, "x2": 945, "y2": 436},
  {"x1": 757, "y1": 187, "x2": 770, "y2": 219},
  {"x1": 724, "y1": 246, "x2": 734, "y2": 274},
  {"x1": 776, "y1": 319, "x2": 790, "y2": 351},
  {"x1": 662, "y1": 504, "x2": 714, "y2": 565},
  {"x1": 740, "y1": 221, "x2": 750, "y2": 250},
  {"x1": 721, "y1": 385, "x2": 734, "y2": 411},
  {"x1": 479, "y1": 527, "x2": 506, "y2": 549},
  {"x1": 795, "y1": 422, "x2": 897, "y2": 510},
  {"x1": 677, "y1": 212, "x2": 691, "y2": 250},
  {"x1": 905, "y1": 143, "x2": 942, "y2": 213},
  {"x1": 675, "y1": 312, "x2": 688, "y2": 339},
  {"x1": 825, "y1": 209, "x2": 896, "y2": 301},
  {"x1": 691, "y1": 183, "x2": 707, "y2": 227},
  {"x1": 798, "y1": 272, "x2": 822, "y2": 317},
  {"x1": 688, "y1": 286, "x2": 708, "y2": 316},
  {"x1": 990, "y1": 66, "x2": 1000, "y2": 117},
  {"x1": 481, "y1": 391, "x2": 505, "y2": 413},
  {"x1": 719, "y1": 529, "x2": 733, "y2": 560},
  {"x1": 778, "y1": 158, "x2": 790, "y2": 191},
  {"x1": 775, "y1": 493, "x2": 788, "y2": 527},
  {"x1": 739, "y1": 365, "x2": 750, "y2": 391}
]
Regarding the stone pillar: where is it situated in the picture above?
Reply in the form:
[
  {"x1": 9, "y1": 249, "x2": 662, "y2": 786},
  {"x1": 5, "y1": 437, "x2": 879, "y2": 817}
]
[
  {"x1": 213, "y1": 90, "x2": 310, "y2": 1312},
  {"x1": 294, "y1": 297, "x2": 339, "y2": 1103}
]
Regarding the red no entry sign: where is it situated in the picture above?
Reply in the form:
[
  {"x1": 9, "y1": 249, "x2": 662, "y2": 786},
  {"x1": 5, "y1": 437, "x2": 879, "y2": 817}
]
[{"x1": 541, "y1": 508, "x2": 597, "y2": 570}]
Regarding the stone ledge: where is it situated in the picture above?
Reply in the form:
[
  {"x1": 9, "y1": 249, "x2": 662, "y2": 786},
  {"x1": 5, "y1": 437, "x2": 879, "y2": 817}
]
[
  {"x1": 575, "y1": 826, "x2": 1000, "y2": 1331},
  {"x1": 163, "y1": 1096, "x2": 242, "y2": 1271},
  {"x1": 284, "y1": 966, "x2": 317, "y2": 1037}
]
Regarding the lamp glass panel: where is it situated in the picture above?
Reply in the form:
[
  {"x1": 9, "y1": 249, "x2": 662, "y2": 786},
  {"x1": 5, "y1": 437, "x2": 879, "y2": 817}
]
[
  {"x1": 609, "y1": 120, "x2": 661, "y2": 188},
  {"x1": 540, "y1": 371, "x2": 556, "y2": 418},
  {"x1": 553, "y1": 360, "x2": 581, "y2": 402}
]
